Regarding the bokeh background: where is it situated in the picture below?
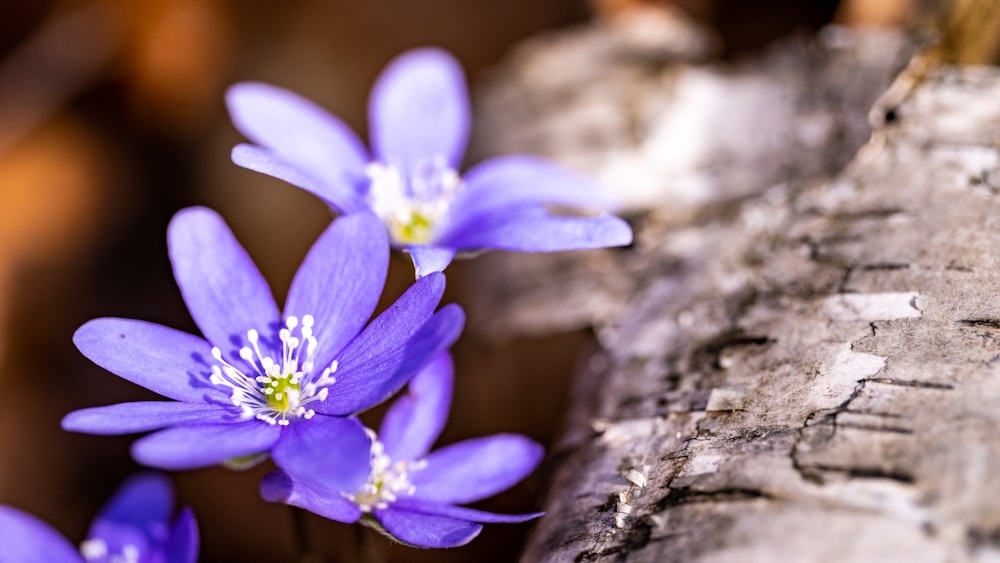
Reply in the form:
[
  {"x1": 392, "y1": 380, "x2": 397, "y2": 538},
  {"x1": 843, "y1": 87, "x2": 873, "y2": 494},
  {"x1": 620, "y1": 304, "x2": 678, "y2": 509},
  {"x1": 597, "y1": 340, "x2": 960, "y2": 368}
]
[{"x1": 0, "y1": 0, "x2": 963, "y2": 561}]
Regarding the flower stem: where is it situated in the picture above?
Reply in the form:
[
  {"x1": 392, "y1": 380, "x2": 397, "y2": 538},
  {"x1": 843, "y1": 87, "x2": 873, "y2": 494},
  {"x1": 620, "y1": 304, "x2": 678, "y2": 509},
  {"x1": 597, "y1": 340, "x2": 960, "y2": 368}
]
[
  {"x1": 291, "y1": 507, "x2": 322, "y2": 563},
  {"x1": 353, "y1": 523, "x2": 387, "y2": 563}
]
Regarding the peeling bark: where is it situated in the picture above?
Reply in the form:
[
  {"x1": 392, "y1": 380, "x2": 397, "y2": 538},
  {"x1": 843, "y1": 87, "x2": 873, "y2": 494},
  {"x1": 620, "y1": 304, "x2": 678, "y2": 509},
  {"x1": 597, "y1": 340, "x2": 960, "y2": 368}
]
[{"x1": 471, "y1": 22, "x2": 1000, "y2": 563}]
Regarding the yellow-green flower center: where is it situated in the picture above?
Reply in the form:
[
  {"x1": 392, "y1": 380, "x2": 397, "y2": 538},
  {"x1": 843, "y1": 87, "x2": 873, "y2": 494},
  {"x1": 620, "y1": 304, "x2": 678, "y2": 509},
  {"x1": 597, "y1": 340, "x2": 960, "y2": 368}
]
[
  {"x1": 366, "y1": 157, "x2": 463, "y2": 245},
  {"x1": 263, "y1": 371, "x2": 302, "y2": 412},
  {"x1": 209, "y1": 315, "x2": 338, "y2": 426},
  {"x1": 390, "y1": 210, "x2": 434, "y2": 245},
  {"x1": 348, "y1": 434, "x2": 426, "y2": 512}
]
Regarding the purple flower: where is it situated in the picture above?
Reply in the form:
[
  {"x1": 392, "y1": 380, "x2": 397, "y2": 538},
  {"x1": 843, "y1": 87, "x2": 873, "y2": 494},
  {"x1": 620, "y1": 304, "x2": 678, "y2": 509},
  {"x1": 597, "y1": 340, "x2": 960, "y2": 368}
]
[
  {"x1": 62, "y1": 207, "x2": 464, "y2": 493},
  {"x1": 0, "y1": 472, "x2": 198, "y2": 563},
  {"x1": 260, "y1": 353, "x2": 544, "y2": 548},
  {"x1": 226, "y1": 47, "x2": 633, "y2": 276}
]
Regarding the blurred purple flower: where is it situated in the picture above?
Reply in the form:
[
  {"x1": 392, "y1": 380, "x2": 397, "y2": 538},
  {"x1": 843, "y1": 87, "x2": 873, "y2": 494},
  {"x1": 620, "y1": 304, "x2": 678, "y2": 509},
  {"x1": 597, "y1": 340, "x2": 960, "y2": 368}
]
[
  {"x1": 0, "y1": 473, "x2": 198, "y2": 563},
  {"x1": 63, "y1": 207, "x2": 464, "y2": 493},
  {"x1": 260, "y1": 353, "x2": 544, "y2": 548},
  {"x1": 226, "y1": 48, "x2": 633, "y2": 276}
]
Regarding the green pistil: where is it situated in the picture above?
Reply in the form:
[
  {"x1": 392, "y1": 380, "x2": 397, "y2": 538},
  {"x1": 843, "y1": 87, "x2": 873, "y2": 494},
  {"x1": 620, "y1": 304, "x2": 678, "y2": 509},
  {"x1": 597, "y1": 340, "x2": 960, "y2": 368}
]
[
  {"x1": 393, "y1": 211, "x2": 434, "y2": 244},
  {"x1": 264, "y1": 373, "x2": 300, "y2": 412}
]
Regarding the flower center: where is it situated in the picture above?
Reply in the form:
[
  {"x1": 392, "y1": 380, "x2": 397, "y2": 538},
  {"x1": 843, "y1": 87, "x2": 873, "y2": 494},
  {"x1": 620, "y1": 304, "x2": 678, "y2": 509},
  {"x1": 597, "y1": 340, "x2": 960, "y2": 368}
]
[
  {"x1": 263, "y1": 371, "x2": 300, "y2": 412},
  {"x1": 365, "y1": 156, "x2": 463, "y2": 245},
  {"x1": 210, "y1": 314, "x2": 337, "y2": 426},
  {"x1": 80, "y1": 539, "x2": 139, "y2": 563},
  {"x1": 347, "y1": 432, "x2": 426, "y2": 512}
]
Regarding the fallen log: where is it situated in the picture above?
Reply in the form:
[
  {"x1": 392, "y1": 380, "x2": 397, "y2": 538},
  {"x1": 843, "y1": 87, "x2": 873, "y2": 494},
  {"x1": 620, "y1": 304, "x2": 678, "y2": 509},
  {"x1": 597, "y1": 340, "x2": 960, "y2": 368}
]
[{"x1": 471, "y1": 19, "x2": 1000, "y2": 563}]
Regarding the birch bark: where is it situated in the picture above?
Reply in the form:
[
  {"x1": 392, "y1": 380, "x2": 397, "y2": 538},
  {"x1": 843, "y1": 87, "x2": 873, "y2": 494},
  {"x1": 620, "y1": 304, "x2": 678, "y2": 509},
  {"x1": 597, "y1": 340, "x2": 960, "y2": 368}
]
[{"x1": 471, "y1": 22, "x2": 1000, "y2": 563}]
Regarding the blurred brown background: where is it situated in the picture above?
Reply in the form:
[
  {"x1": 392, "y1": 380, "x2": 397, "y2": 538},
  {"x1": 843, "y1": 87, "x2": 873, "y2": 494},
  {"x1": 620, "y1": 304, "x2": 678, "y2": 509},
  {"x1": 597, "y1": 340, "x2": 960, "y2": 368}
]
[{"x1": 0, "y1": 0, "x2": 972, "y2": 561}]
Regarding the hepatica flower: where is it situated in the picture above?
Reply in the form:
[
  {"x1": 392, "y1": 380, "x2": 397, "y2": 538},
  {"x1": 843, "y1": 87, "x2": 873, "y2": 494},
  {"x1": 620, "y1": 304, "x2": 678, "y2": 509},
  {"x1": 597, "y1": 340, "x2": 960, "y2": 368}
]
[
  {"x1": 226, "y1": 47, "x2": 633, "y2": 276},
  {"x1": 260, "y1": 353, "x2": 544, "y2": 548},
  {"x1": 0, "y1": 472, "x2": 197, "y2": 563},
  {"x1": 63, "y1": 207, "x2": 464, "y2": 492}
]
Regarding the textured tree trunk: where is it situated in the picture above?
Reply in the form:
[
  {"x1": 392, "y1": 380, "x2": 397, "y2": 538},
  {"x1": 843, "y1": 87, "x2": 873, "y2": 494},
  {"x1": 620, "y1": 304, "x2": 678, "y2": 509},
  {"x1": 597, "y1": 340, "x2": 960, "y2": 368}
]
[{"x1": 470, "y1": 18, "x2": 1000, "y2": 563}]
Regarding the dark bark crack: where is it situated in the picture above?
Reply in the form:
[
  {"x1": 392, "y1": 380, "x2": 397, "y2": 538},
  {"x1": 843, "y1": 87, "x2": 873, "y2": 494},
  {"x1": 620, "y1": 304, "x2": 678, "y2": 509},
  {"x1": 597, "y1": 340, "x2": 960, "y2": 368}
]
[
  {"x1": 797, "y1": 463, "x2": 914, "y2": 483},
  {"x1": 866, "y1": 378, "x2": 954, "y2": 390},
  {"x1": 957, "y1": 318, "x2": 1000, "y2": 330},
  {"x1": 654, "y1": 486, "x2": 774, "y2": 510}
]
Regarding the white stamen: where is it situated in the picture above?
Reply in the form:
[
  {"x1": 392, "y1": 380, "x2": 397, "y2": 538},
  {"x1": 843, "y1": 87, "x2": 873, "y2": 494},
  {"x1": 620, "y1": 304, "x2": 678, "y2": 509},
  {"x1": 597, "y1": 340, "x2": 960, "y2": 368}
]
[
  {"x1": 208, "y1": 315, "x2": 335, "y2": 425},
  {"x1": 80, "y1": 539, "x2": 140, "y2": 563},
  {"x1": 347, "y1": 432, "x2": 426, "y2": 512},
  {"x1": 118, "y1": 545, "x2": 139, "y2": 563},
  {"x1": 80, "y1": 539, "x2": 107, "y2": 561},
  {"x1": 365, "y1": 156, "x2": 464, "y2": 245}
]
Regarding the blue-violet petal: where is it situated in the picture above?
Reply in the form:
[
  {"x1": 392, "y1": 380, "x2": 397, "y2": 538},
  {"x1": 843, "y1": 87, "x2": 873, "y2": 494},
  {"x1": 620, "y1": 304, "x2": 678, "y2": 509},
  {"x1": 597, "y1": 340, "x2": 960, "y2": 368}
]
[
  {"x1": 164, "y1": 507, "x2": 200, "y2": 563},
  {"x1": 62, "y1": 402, "x2": 227, "y2": 435},
  {"x1": 450, "y1": 155, "x2": 615, "y2": 223},
  {"x1": 368, "y1": 48, "x2": 470, "y2": 171},
  {"x1": 73, "y1": 318, "x2": 223, "y2": 404},
  {"x1": 0, "y1": 506, "x2": 83, "y2": 563},
  {"x1": 168, "y1": 207, "x2": 280, "y2": 356},
  {"x1": 284, "y1": 211, "x2": 389, "y2": 368},
  {"x1": 379, "y1": 352, "x2": 453, "y2": 462},
  {"x1": 441, "y1": 207, "x2": 633, "y2": 252},
  {"x1": 393, "y1": 498, "x2": 543, "y2": 524},
  {"x1": 318, "y1": 302, "x2": 463, "y2": 416},
  {"x1": 227, "y1": 82, "x2": 368, "y2": 191},
  {"x1": 411, "y1": 434, "x2": 544, "y2": 505},
  {"x1": 259, "y1": 471, "x2": 363, "y2": 524},
  {"x1": 407, "y1": 245, "x2": 456, "y2": 278},
  {"x1": 375, "y1": 507, "x2": 482, "y2": 548},
  {"x1": 131, "y1": 422, "x2": 281, "y2": 470},
  {"x1": 231, "y1": 144, "x2": 366, "y2": 213},
  {"x1": 271, "y1": 416, "x2": 372, "y2": 493}
]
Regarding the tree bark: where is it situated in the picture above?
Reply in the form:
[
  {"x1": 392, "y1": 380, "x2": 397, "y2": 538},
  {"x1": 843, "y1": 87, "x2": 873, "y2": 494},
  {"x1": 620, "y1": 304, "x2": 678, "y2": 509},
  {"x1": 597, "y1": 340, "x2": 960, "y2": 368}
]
[{"x1": 471, "y1": 19, "x2": 1000, "y2": 563}]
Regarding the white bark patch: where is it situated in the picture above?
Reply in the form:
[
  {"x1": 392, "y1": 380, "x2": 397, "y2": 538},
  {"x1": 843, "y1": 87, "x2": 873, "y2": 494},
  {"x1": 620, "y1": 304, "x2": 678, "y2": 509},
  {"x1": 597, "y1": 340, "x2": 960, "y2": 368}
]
[
  {"x1": 615, "y1": 466, "x2": 652, "y2": 528},
  {"x1": 817, "y1": 480, "x2": 929, "y2": 525},
  {"x1": 684, "y1": 455, "x2": 722, "y2": 476},
  {"x1": 822, "y1": 292, "x2": 921, "y2": 322},
  {"x1": 594, "y1": 417, "x2": 670, "y2": 446},
  {"x1": 626, "y1": 468, "x2": 649, "y2": 488},
  {"x1": 810, "y1": 348, "x2": 886, "y2": 405},
  {"x1": 614, "y1": 490, "x2": 633, "y2": 529},
  {"x1": 832, "y1": 348, "x2": 886, "y2": 380},
  {"x1": 706, "y1": 388, "x2": 748, "y2": 412}
]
